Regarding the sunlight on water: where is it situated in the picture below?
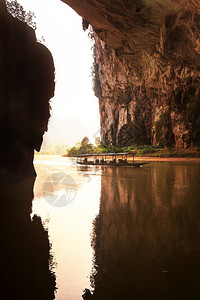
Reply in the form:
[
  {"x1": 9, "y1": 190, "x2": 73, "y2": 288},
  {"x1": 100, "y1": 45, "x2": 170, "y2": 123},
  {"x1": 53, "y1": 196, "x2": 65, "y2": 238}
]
[
  {"x1": 33, "y1": 155, "x2": 200, "y2": 300},
  {"x1": 33, "y1": 155, "x2": 101, "y2": 300}
]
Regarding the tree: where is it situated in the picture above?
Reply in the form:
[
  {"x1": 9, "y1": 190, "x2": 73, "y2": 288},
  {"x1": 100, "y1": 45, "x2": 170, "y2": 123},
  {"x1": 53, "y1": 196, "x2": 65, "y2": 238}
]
[
  {"x1": 79, "y1": 136, "x2": 93, "y2": 154},
  {"x1": 67, "y1": 146, "x2": 78, "y2": 157},
  {"x1": 6, "y1": 0, "x2": 36, "y2": 30},
  {"x1": 95, "y1": 137, "x2": 101, "y2": 146},
  {"x1": 66, "y1": 137, "x2": 96, "y2": 157},
  {"x1": 81, "y1": 136, "x2": 89, "y2": 146},
  {"x1": 75, "y1": 141, "x2": 81, "y2": 148}
]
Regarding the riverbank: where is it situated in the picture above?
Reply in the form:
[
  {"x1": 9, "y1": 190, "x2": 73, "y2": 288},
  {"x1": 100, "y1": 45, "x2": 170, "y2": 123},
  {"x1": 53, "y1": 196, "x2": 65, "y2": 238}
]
[
  {"x1": 134, "y1": 147, "x2": 200, "y2": 159},
  {"x1": 64, "y1": 143, "x2": 200, "y2": 159},
  {"x1": 134, "y1": 156, "x2": 200, "y2": 162}
]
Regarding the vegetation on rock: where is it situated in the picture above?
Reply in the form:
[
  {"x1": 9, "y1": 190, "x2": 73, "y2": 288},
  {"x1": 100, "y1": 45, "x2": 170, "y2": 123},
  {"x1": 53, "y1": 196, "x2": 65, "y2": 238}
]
[
  {"x1": 64, "y1": 137, "x2": 200, "y2": 158},
  {"x1": 6, "y1": 0, "x2": 36, "y2": 29},
  {"x1": 89, "y1": 29, "x2": 102, "y2": 98}
]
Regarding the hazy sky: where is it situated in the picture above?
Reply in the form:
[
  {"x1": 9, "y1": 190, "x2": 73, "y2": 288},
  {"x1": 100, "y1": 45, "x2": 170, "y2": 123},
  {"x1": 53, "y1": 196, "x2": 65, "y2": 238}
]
[{"x1": 15, "y1": 0, "x2": 100, "y2": 148}]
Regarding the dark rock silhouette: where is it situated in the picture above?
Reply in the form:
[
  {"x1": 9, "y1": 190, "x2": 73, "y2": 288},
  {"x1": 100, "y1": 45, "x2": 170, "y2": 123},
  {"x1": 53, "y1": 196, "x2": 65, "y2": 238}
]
[
  {"x1": 0, "y1": 1, "x2": 56, "y2": 299},
  {"x1": 1, "y1": 215, "x2": 56, "y2": 300},
  {"x1": 82, "y1": 288, "x2": 93, "y2": 299}
]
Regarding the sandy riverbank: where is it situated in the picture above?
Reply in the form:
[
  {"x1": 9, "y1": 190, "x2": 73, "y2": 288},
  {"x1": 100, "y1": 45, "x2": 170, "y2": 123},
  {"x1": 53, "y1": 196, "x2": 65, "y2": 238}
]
[{"x1": 134, "y1": 156, "x2": 200, "y2": 162}]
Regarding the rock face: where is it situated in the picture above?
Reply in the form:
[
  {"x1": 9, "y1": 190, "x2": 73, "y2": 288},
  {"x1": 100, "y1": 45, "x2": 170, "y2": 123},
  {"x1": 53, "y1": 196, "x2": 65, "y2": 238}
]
[
  {"x1": 0, "y1": 1, "x2": 54, "y2": 217},
  {"x1": 0, "y1": 2, "x2": 56, "y2": 298},
  {"x1": 62, "y1": 0, "x2": 200, "y2": 147}
]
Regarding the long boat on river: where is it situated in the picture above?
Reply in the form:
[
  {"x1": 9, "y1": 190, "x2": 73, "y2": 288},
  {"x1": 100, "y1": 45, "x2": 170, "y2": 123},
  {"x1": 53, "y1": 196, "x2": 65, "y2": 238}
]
[{"x1": 76, "y1": 152, "x2": 148, "y2": 167}]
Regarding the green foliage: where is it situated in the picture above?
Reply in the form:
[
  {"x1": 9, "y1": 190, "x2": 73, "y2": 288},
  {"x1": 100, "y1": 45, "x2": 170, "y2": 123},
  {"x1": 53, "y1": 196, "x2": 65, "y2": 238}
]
[
  {"x1": 67, "y1": 136, "x2": 94, "y2": 156},
  {"x1": 6, "y1": 0, "x2": 37, "y2": 30},
  {"x1": 81, "y1": 136, "x2": 89, "y2": 145},
  {"x1": 136, "y1": 145, "x2": 158, "y2": 155},
  {"x1": 65, "y1": 146, "x2": 79, "y2": 157},
  {"x1": 95, "y1": 137, "x2": 101, "y2": 146},
  {"x1": 79, "y1": 136, "x2": 94, "y2": 154},
  {"x1": 67, "y1": 139, "x2": 143, "y2": 157},
  {"x1": 65, "y1": 137, "x2": 200, "y2": 158}
]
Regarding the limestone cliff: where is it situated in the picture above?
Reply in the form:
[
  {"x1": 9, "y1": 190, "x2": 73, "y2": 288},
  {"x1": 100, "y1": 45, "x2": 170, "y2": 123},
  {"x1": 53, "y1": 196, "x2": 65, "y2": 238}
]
[{"x1": 63, "y1": 0, "x2": 200, "y2": 148}]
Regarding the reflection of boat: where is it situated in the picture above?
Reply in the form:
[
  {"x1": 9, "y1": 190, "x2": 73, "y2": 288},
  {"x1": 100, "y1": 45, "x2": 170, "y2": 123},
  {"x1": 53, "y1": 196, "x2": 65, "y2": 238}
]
[{"x1": 76, "y1": 152, "x2": 148, "y2": 168}]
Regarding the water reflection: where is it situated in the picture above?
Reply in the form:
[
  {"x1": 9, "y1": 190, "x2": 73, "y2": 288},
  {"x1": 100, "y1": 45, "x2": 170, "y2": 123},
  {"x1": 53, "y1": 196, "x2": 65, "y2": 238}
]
[
  {"x1": 0, "y1": 175, "x2": 56, "y2": 300},
  {"x1": 87, "y1": 163, "x2": 200, "y2": 300},
  {"x1": 33, "y1": 156, "x2": 101, "y2": 299}
]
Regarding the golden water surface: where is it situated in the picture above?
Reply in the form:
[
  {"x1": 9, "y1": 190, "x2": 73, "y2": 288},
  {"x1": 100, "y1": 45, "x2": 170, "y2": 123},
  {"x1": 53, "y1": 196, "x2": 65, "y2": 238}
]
[{"x1": 33, "y1": 155, "x2": 200, "y2": 300}]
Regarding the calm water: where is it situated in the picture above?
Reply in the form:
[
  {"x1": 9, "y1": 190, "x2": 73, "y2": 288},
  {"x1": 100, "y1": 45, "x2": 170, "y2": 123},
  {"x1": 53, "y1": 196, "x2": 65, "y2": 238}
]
[{"x1": 33, "y1": 155, "x2": 200, "y2": 300}]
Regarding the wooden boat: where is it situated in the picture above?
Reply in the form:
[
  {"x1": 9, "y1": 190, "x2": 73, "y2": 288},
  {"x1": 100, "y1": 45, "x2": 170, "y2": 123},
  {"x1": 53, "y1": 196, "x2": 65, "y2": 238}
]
[{"x1": 76, "y1": 152, "x2": 148, "y2": 168}]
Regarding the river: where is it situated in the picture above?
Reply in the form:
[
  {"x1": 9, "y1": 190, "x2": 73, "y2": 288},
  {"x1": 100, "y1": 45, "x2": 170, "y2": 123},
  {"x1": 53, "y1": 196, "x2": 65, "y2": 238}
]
[{"x1": 33, "y1": 155, "x2": 200, "y2": 300}]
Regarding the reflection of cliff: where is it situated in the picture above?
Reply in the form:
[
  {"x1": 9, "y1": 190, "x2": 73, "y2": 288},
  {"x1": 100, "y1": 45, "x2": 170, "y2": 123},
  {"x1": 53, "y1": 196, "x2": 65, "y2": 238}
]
[
  {"x1": 0, "y1": 2, "x2": 56, "y2": 298},
  {"x1": 1, "y1": 215, "x2": 56, "y2": 299},
  {"x1": 87, "y1": 163, "x2": 200, "y2": 299}
]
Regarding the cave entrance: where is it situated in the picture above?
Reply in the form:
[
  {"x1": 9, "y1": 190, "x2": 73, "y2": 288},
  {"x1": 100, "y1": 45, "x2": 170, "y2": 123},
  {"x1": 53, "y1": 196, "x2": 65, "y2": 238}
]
[
  {"x1": 16, "y1": 0, "x2": 100, "y2": 154},
  {"x1": 2, "y1": 1, "x2": 101, "y2": 299}
]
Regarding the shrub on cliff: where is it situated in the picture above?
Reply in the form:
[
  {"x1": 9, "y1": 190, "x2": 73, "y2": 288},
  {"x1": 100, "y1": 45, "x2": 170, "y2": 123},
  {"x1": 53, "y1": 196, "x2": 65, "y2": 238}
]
[{"x1": 6, "y1": 0, "x2": 36, "y2": 30}]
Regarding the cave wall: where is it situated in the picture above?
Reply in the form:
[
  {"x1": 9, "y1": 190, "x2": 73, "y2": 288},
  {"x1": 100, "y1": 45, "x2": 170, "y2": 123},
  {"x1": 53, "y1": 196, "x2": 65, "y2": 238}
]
[
  {"x1": 63, "y1": 0, "x2": 200, "y2": 148},
  {"x1": 0, "y1": 2, "x2": 56, "y2": 298},
  {"x1": 0, "y1": 0, "x2": 54, "y2": 217}
]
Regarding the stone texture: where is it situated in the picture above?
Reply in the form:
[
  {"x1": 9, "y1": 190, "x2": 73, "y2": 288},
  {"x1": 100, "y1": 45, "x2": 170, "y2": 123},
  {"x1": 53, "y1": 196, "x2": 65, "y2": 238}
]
[
  {"x1": 0, "y1": 2, "x2": 56, "y2": 298},
  {"x1": 62, "y1": 0, "x2": 200, "y2": 147}
]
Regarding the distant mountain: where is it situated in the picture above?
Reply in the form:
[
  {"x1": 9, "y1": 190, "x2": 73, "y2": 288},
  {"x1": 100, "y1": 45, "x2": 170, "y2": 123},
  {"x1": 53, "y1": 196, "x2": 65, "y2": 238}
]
[{"x1": 40, "y1": 114, "x2": 97, "y2": 154}]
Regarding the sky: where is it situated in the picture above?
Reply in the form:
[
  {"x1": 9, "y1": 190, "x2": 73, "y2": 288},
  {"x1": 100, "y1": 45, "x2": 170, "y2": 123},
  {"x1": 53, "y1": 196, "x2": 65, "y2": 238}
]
[{"x1": 14, "y1": 0, "x2": 100, "y2": 149}]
